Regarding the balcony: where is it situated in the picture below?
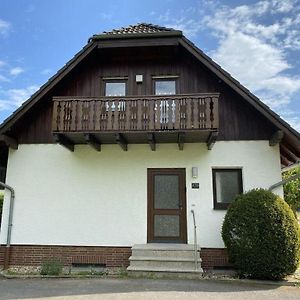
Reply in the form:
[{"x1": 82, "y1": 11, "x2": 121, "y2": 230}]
[{"x1": 52, "y1": 93, "x2": 219, "y2": 151}]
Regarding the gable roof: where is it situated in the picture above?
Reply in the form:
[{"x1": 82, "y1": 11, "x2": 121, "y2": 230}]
[{"x1": 0, "y1": 23, "x2": 299, "y2": 164}]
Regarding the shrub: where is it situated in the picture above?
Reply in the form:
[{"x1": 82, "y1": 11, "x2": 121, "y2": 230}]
[
  {"x1": 222, "y1": 189, "x2": 300, "y2": 280},
  {"x1": 0, "y1": 193, "x2": 3, "y2": 225},
  {"x1": 40, "y1": 259, "x2": 63, "y2": 275},
  {"x1": 283, "y1": 167, "x2": 300, "y2": 215}
]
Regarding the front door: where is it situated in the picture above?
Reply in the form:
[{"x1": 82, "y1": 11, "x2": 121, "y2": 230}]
[{"x1": 147, "y1": 168, "x2": 187, "y2": 243}]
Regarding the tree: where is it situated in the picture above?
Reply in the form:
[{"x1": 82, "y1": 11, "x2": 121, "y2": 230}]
[{"x1": 283, "y1": 166, "x2": 300, "y2": 215}]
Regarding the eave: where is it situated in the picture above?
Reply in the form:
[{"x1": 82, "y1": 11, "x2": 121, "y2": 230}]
[{"x1": 89, "y1": 30, "x2": 182, "y2": 42}]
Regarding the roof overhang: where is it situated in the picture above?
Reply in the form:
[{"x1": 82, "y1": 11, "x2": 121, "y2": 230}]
[{"x1": 89, "y1": 30, "x2": 182, "y2": 42}]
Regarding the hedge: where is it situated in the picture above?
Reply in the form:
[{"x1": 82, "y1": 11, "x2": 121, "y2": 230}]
[{"x1": 222, "y1": 189, "x2": 300, "y2": 280}]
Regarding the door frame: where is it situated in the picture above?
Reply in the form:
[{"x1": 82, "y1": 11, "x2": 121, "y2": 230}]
[{"x1": 147, "y1": 168, "x2": 187, "y2": 243}]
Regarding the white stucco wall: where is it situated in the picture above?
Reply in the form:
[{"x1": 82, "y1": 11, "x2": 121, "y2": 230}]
[{"x1": 0, "y1": 141, "x2": 282, "y2": 248}]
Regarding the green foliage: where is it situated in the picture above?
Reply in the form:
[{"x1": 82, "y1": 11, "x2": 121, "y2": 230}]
[
  {"x1": 40, "y1": 259, "x2": 63, "y2": 276},
  {"x1": 0, "y1": 193, "x2": 3, "y2": 225},
  {"x1": 222, "y1": 189, "x2": 300, "y2": 280},
  {"x1": 283, "y1": 167, "x2": 300, "y2": 215}
]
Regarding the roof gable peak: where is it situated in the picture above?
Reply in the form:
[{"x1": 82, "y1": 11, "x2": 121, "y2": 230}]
[
  {"x1": 103, "y1": 23, "x2": 175, "y2": 35},
  {"x1": 89, "y1": 23, "x2": 182, "y2": 41}
]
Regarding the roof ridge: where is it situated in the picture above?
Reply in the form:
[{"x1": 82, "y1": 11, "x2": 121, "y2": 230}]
[{"x1": 102, "y1": 23, "x2": 176, "y2": 35}]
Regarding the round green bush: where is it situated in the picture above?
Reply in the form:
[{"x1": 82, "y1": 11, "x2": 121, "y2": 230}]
[{"x1": 222, "y1": 189, "x2": 300, "y2": 280}]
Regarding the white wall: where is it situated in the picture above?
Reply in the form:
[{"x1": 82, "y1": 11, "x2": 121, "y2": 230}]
[{"x1": 0, "y1": 141, "x2": 282, "y2": 248}]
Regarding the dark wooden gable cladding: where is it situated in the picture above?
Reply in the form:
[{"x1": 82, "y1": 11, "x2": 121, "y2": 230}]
[{"x1": 4, "y1": 41, "x2": 298, "y2": 163}]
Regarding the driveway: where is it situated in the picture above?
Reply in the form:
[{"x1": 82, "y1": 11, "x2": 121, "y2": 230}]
[{"x1": 0, "y1": 277, "x2": 299, "y2": 300}]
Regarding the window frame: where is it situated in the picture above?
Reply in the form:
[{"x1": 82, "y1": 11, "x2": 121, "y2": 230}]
[
  {"x1": 212, "y1": 168, "x2": 243, "y2": 210},
  {"x1": 152, "y1": 77, "x2": 179, "y2": 95},
  {"x1": 102, "y1": 79, "x2": 127, "y2": 97}
]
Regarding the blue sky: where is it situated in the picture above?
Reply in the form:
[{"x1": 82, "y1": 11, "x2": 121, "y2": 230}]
[{"x1": 0, "y1": 0, "x2": 299, "y2": 130}]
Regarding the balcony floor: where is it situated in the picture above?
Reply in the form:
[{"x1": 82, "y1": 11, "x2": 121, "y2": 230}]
[
  {"x1": 53, "y1": 130, "x2": 218, "y2": 152},
  {"x1": 63, "y1": 130, "x2": 211, "y2": 144}
]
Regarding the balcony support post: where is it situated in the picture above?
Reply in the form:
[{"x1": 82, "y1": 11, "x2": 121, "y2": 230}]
[
  {"x1": 207, "y1": 131, "x2": 218, "y2": 150},
  {"x1": 53, "y1": 134, "x2": 74, "y2": 152},
  {"x1": 178, "y1": 132, "x2": 185, "y2": 150},
  {"x1": 84, "y1": 133, "x2": 101, "y2": 151},
  {"x1": 0, "y1": 134, "x2": 18, "y2": 150},
  {"x1": 115, "y1": 133, "x2": 128, "y2": 151},
  {"x1": 269, "y1": 130, "x2": 283, "y2": 146},
  {"x1": 147, "y1": 133, "x2": 156, "y2": 151}
]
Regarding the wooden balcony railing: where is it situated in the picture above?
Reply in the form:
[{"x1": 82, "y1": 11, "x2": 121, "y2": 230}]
[{"x1": 52, "y1": 94, "x2": 219, "y2": 133}]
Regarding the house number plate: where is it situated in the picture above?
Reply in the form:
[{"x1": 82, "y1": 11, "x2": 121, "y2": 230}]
[{"x1": 191, "y1": 183, "x2": 199, "y2": 189}]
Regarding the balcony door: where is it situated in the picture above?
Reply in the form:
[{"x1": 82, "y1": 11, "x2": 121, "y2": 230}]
[{"x1": 147, "y1": 168, "x2": 187, "y2": 243}]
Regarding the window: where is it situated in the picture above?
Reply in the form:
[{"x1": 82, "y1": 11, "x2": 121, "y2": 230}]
[
  {"x1": 105, "y1": 82, "x2": 126, "y2": 96},
  {"x1": 212, "y1": 169, "x2": 243, "y2": 209},
  {"x1": 155, "y1": 80, "x2": 176, "y2": 95}
]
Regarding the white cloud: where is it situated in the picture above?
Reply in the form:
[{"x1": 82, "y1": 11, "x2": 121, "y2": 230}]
[
  {"x1": 165, "y1": 18, "x2": 202, "y2": 37},
  {"x1": 280, "y1": 109, "x2": 300, "y2": 131},
  {"x1": 158, "y1": 9, "x2": 171, "y2": 22},
  {"x1": 156, "y1": 1, "x2": 300, "y2": 129},
  {"x1": 9, "y1": 67, "x2": 24, "y2": 76},
  {"x1": 158, "y1": 7, "x2": 203, "y2": 38},
  {"x1": 0, "y1": 19, "x2": 11, "y2": 36},
  {"x1": 40, "y1": 68, "x2": 52, "y2": 75},
  {"x1": 6, "y1": 85, "x2": 38, "y2": 107},
  {"x1": 0, "y1": 74, "x2": 9, "y2": 82},
  {"x1": 210, "y1": 32, "x2": 300, "y2": 108},
  {"x1": 0, "y1": 61, "x2": 6, "y2": 68},
  {"x1": 100, "y1": 12, "x2": 112, "y2": 20},
  {"x1": 211, "y1": 33, "x2": 289, "y2": 82},
  {"x1": 271, "y1": 0, "x2": 295, "y2": 13},
  {"x1": 0, "y1": 85, "x2": 39, "y2": 111},
  {"x1": 202, "y1": 1, "x2": 300, "y2": 115}
]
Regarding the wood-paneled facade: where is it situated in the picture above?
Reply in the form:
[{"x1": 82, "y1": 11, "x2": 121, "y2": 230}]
[{"x1": 10, "y1": 45, "x2": 276, "y2": 144}]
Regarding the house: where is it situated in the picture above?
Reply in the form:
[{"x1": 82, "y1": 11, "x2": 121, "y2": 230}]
[{"x1": 0, "y1": 23, "x2": 299, "y2": 274}]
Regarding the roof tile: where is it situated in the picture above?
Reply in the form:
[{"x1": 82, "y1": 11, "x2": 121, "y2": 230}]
[{"x1": 103, "y1": 23, "x2": 175, "y2": 35}]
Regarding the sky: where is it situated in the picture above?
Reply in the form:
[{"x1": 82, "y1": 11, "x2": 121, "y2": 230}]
[{"x1": 0, "y1": 0, "x2": 299, "y2": 131}]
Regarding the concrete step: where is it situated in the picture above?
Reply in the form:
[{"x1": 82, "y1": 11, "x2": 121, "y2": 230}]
[
  {"x1": 129, "y1": 258, "x2": 202, "y2": 270},
  {"x1": 129, "y1": 256, "x2": 202, "y2": 262},
  {"x1": 132, "y1": 244, "x2": 200, "y2": 251},
  {"x1": 128, "y1": 269, "x2": 203, "y2": 279},
  {"x1": 127, "y1": 265, "x2": 203, "y2": 274},
  {"x1": 131, "y1": 243, "x2": 200, "y2": 259},
  {"x1": 127, "y1": 244, "x2": 203, "y2": 275}
]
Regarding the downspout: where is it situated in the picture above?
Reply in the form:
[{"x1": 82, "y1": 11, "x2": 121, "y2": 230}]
[
  {"x1": 269, "y1": 173, "x2": 300, "y2": 191},
  {"x1": 0, "y1": 181, "x2": 15, "y2": 269}
]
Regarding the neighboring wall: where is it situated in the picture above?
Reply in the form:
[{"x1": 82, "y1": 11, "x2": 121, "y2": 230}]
[{"x1": 0, "y1": 141, "x2": 282, "y2": 248}]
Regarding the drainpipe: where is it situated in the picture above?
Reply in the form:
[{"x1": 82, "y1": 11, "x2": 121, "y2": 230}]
[
  {"x1": 0, "y1": 181, "x2": 15, "y2": 269},
  {"x1": 269, "y1": 173, "x2": 300, "y2": 191},
  {"x1": 281, "y1": 161, "x2": 300, "y2": 173}
]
